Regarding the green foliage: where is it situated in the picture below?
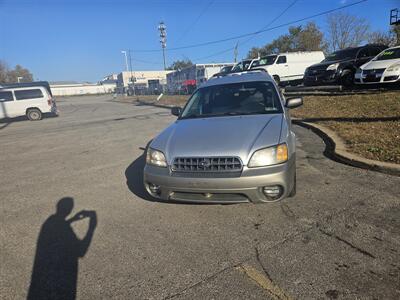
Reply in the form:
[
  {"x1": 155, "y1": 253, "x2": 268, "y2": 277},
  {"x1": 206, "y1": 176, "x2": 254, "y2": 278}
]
[
  {"x1": 247, "y1": 22, "x2": 327, "y2": 58},
  {"x1": 167, "y1": 59, "x2": 194, "y2": 71}
]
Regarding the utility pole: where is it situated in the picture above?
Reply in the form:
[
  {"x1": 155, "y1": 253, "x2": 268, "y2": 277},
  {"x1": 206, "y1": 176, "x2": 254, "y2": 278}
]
[
  {"x1": 234, "y1": 42, "x2": 238, "y2": 63},
  {"x1": 158, "y1": 21, "x2": 167, "y2": 70},
  {"x1": 128, "y1": 49, "x2": 136, "y2": 96}
]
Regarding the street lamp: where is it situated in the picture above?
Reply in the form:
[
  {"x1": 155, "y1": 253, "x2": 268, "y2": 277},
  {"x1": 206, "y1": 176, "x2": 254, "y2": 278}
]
[{"x1": 17, "y1": 76, "x2": 23, "y2": 83}]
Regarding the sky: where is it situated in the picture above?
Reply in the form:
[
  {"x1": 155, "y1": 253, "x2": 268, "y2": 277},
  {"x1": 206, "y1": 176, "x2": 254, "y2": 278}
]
[{"x1": 0, "y1": 0, "x2": 398, "y2": 82}]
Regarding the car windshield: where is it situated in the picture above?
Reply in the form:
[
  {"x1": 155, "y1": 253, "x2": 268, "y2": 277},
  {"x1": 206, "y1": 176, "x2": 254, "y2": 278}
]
[
  {"x1": 180, "y1": 81, "x2": 282, "y2": 119},
  {"x1": 322, "y1": 48, "x2": 359, "y2": 62},
  {"x1": 252, "y1": 55, "x2": 277, "y2": 67},
  {"x1": 231, "y1": 60, "x2": 252, "y2": 72},
  {"x1": 374, "y1": 48, "x2": 400, "y2": 60}
]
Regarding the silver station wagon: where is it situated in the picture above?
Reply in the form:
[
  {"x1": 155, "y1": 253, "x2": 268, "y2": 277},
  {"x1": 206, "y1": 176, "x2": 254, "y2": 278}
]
[{"x1": 144, "y1": 70, "x2": 303, "y2": 203}]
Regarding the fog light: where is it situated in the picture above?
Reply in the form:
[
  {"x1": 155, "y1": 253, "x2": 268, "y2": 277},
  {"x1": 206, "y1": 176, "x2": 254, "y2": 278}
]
[
  {"x1": 148, "y1": 183, "x2": 161, "y2": 195},
  {"x1": 262, "y1": 185, "x2": 283, "y2": 200}
]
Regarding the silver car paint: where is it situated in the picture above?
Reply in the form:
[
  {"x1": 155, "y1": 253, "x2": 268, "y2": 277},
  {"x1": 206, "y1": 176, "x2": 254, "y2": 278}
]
[{"x1": 144, "y1": 71, "x2": 297, "y2": 203}]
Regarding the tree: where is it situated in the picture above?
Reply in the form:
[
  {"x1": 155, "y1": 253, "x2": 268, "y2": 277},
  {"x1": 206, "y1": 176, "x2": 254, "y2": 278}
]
[
  {"x1": 167, "y1": 59, "x2": 194, "y2": 71},
  {"x1": 0, "y1": 60, "x2": 9, "y2": 83},
  {"x1": 326, "y1": 12, "x2": 370, "y2": 51},
  {"x1": 0, "y1": 61, "x2": 33, "y2": 84},
  {"x1": 247, "y1": 22, "x2": 326, "y2": 58},
  {"x1": 368, "y1": 29, "x2": 396, "y2": 47}
]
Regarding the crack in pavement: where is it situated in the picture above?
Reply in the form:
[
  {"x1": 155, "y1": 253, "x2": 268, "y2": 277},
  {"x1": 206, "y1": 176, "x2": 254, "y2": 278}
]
[{"x1": 318, "y1": 227, "x2": 376, "y2": 259}]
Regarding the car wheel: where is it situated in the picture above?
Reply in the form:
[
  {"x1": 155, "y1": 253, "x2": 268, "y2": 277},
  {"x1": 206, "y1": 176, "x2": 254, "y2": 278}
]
[
  {"x1": 27, "y1": 108, "x2": 42, "y2": 121},
  {"x1": 341, "y1": 69, "x2": 354, "y2": 87},
  {"x1": 288, "y1": 171, "x2": 296, "y2": 197},
  {"x1": 273, "y1": 75, "x2": 280, "y2": 85}
]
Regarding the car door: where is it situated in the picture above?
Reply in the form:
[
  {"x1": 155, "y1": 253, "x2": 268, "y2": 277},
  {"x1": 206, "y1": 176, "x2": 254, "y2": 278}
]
[
  {"x1": 356, "y1": 48, "x2": 373, "y2": 67},
  {"x1": 275, "y1": 55, "x2": 289, "y2": 79},
  {"x1": 0, "y1": 90, "x2": 16, "y2": 118}
]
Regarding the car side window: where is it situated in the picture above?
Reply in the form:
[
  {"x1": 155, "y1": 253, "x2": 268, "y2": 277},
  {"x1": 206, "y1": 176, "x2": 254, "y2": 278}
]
[
  {"x1": 357, "y1": 48, "x2": 370, "y2": 58},
  {"x1": 277, "y1": 56, "x2": 287, "y2": 64},
  {"x1": 0, "y1": 91, "x2": 14, "y2": 102},
  {"x1": 369, "y1": 47, "x2": 383, "y2": 57},
  {"x1": 14, "y1": 89, "x2": 44, "y2": 100}
]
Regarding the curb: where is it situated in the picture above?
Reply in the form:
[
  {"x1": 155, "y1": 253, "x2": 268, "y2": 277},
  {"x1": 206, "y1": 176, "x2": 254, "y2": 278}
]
[
  {"x1": 136, "y1": 100, "x2": 174, "y2": 110},
  {"x1": 293, "y1": 119, "x2": 400, "y2": 177}
]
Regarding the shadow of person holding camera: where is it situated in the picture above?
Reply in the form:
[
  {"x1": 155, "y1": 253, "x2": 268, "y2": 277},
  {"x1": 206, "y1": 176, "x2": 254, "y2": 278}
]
[{"x1": 27, "y1": 197, "x2": 97, "y2": 300}]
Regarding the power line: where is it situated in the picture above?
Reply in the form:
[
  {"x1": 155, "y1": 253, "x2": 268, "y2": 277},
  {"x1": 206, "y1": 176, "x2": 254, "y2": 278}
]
[
  {"x1": 133, "y1": 0, "x2": 368, "y2": 53},
  {"x1": 175, "y1": 0, "x2": 215, "y2": 44},
  {"x1": 240, "y1": 0, "x2": 299, "y2": 47},
  {"x1": 196, "y1": 0, "x2": 299, "y2": 62}
]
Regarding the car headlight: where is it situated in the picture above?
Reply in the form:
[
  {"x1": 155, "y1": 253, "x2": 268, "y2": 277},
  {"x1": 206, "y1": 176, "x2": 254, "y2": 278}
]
[
  {"x1": 326, "y1": 63, "x2": 339, "y2": 71},
  {"x1": 386, "y1": 63, "x2": 400, "y2": 72},
  {"x1": 248, "y1": 144, "x2": 288, "y2": 168},
  {"x1": 355, "y1": 68, "x2": 362, "y2": 74},
  {"x1": 146, "y1": 148, "x2": 167, "y2": 167}
]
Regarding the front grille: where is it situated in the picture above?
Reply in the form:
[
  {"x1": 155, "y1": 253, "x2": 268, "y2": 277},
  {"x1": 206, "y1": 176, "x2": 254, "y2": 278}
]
[
  {"x1": 171, "y1": 157, "x2": 242, "y2": 173},
  {"x1": 362, "y1": 68, "x2": 385, "y2": 75}
]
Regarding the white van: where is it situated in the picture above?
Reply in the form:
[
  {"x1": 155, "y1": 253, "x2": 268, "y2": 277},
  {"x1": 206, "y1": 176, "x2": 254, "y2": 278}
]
[
  {"x1": 249, "y1": 51, "x2": 325, "y2": 85},
  {"x1": 0, "y1": 86, "x2": 58, "y2": 120}
]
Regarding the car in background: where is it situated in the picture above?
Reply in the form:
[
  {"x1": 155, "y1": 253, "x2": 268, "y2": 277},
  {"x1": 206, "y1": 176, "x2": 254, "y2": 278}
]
[
  {"x1": 231, "y1": 58, "x2": 258, "y2": 73},
  {"x1": 303, "y1": 44, "x2": 387, "y2": 87},
  {"x1": 143, "y1": 70, "x2": 303, "y2": 204},
  {"x1": 211, "y1": 65, "x2": 234, "y2": 78},
  {"x1": 249, "y1": 51, "x2": 325, "y2": 86},
  {"x1": 0, "y1": 84, "x2": 58, "y2": 120},
  {"x1": 354, "y1": 46, "x2": 400, "y2": 85}
]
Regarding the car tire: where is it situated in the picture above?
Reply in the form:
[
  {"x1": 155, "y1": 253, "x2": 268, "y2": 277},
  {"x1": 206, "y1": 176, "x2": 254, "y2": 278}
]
[
  {"x1": 288, "y1": 171, "x2": 296, "y2": 197},
  {"x1": 27, "y1": 108, "x2": 42, "y2": 121},
  {"x1": 341, "y1": 69, "x2": 354, "y2": 87},
  {"x1": 273, "y1": 75, "x2": 280, "y2": 85}
]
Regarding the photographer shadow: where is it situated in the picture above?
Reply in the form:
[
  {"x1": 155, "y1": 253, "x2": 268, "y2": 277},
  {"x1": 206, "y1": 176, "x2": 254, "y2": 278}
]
[{"x1": 27, "y1": 197, "x2": 97, "y2": 300}]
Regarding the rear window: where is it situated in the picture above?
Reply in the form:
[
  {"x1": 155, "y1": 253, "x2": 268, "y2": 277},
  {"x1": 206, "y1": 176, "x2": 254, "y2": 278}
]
[
  {"x1": 14, "y1": 89, "x2": 44, "y2": 100},
  {"x1": 0, "y1": 91, "x2": 14, "y2": 102}
]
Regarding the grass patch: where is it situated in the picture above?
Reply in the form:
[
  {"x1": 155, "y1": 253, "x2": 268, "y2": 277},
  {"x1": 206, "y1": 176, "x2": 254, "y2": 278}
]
[{"x1": 291, "y1": 92, "x2": 400, "y2": 164}]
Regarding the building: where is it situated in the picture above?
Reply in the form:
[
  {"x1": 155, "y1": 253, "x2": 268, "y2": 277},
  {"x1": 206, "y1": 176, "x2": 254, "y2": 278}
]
[
  {"x1": 116, "y1": 70, "x2": 173, "y2": 94},
  {"x1": 166, "y1": 63, "x2": 234, "y2": 94},
  {"x1": 50, "y1": 82, "x2": 116, "y2": 96}
]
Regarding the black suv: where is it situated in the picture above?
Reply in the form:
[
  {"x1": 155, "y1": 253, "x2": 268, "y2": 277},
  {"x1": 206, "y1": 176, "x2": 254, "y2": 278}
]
[{"x1": 303, "y1": 44, "x2": 387, "y2": 86}]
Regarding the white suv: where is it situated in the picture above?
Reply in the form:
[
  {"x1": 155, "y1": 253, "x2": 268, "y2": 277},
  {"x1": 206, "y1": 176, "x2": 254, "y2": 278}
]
[{"x1": 0, "y1": 86, "x2": 58, "y2": 120}]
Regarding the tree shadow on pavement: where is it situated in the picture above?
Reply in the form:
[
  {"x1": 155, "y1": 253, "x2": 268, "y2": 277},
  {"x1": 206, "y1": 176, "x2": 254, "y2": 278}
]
[{"x1": 27, "y1": 197, "x2": 97, "y2": 300}]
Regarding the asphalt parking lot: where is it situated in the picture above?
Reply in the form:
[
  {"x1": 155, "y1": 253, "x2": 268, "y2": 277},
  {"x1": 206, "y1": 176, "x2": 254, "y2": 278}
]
[{"x1": 1, "y1": 95, "x2": 399, "y2": 299}]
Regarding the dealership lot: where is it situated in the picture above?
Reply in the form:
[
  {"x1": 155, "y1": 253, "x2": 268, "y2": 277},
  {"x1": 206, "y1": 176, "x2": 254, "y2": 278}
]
[{"x1": 1, "y1": 95, "x2": 399, "y2": 299}]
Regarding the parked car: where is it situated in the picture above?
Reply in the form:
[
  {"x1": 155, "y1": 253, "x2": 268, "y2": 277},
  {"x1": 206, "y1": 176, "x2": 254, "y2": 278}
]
[
  {"x1": 231, "y1": 59, "x2": 258, "y2": 73},
  {"x1": 250, "y1": 51, "x2": 325, "y2": 86},
  {"x1": 303, "y1": 44, "x2": 387, "y2": 86},
  {"x1": 210, "y1": 65, "x2": 234, "y2": 78},
  {"x1": 0, "y1": 85, "x2": 58, "y2": 120},
  {"x1": 354, "y1": 46, "x2": 400, "y2": 85},
  {"x1": 143, "y1": 70, "x2": 303, "y2": 203}
]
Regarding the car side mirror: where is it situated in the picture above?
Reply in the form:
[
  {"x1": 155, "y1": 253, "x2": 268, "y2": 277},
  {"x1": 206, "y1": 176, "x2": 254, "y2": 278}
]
[
  {"x1": 171, "y1": 106, "x2": 182, "y2": 116},
  {"x1": 285, "y1": 97, "x2": 303, "y2": 109}
]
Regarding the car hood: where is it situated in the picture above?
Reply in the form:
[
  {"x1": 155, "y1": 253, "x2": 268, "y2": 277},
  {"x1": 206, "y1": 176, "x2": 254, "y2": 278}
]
[
  {"x1": 150, "y1": 114, "x2": 283, "y2": 166},
  {"x1": 360, "y1": 58, "x2": 400, "y2": 70},
  {"x1": 307, "y1": 59, "x2": 350, "y2": 70}
]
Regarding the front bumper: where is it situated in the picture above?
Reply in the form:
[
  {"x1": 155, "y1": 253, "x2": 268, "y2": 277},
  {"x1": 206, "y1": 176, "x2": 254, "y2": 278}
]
[
  {"x1": 143, "y1": 156, "x2": 296, "y2": 203},
  {"x1": 354, "y1": 69, "x2": 400, "y2": 84},
  {"x1": 303, "y1": 70, "x2": 339, "y2": 86}
]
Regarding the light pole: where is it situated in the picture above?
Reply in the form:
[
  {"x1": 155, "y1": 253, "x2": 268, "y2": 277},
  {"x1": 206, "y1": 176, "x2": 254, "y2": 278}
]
[
  {"x1": 121, "y1": 50, "x2": 129, "y2": 87},
  {"x1": 17, "y1": 76, "x2": 23, "y2": 83},
  {"x1": 158, "y1": 21, "x2": 167, "y2": 70}
]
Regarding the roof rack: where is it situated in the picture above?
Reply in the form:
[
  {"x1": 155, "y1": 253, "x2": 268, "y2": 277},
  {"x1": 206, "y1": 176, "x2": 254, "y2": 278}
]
[{"x1": 211, "y1": 68, "x2": 268, "y2": 79}]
